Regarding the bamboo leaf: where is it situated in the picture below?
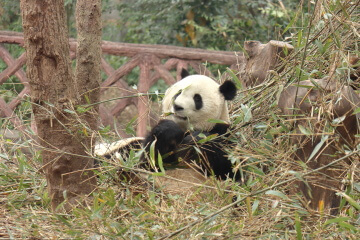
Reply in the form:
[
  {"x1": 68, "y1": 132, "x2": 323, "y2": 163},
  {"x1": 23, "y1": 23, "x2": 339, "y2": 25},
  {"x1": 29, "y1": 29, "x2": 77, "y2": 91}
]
[
  {"x1": 283, "y1": 12, "x2": 298, "y2": 34},
  {"x1": 353, "y1": 107, "x2": 360, "y2": 115},
  {"x1": 64, "y1": 109, "x2": 75, "y2": 114},
  {"x1": 298, "y1": 125, "x2": 312, "y2": 135},
  {"x1": 149, "y1": 140, "x2": 157, "y2": 170},
  {"x1": 152, "y1": 172, "x2": 165, "y2": 177},
  {"x1": 226, "y1": 67, "x2": 243, "y2": 90},
  {"x1": 338, "y1": 222, "x2": 357, "y2": 232},
  {"x1": 157, "y1": 152, "x2": 165, "y2": 174},
  {"x1": 332, "y1": 116, "x2": 346, "y2": 125},
  {"x1": 308, "y1": 135, "x2": 328, "y2": 161},
  {"x1": 84, "y1": 94, "x2": 91, "y2": 104},
  {"x1": 338, "y1": 192, "x2": 360, "y2": 210},
  {"x1": 265, "y1": 190, "x2": 288, "y2": 200},
  {"x1": 208, "y1": 119, "x2": 228, "y2": 124},
  {"x1": 197, "y1": 134, "x2": 218, "y2": 144},
  {"x1": 252, "y1": 199, "x2": 260, "y2": 214},
  {"x1": 0, "y1": 153, "x2": 9, "y2": 160},
  {"x1": 339, "y1": 185, "x2": 352, "y2": 211},
  {"x1": 324, "y1": 217, "x2": 350, "y2": 226},
  {"x1": 55, "y1": 214, "x2": 72, "y2": 227},
  {"x1": 241, "y1": 104, "x2": 252, "y2": 123},
  {"x1": 292, "y1": 84, "x2": 313, "y2": 89}
]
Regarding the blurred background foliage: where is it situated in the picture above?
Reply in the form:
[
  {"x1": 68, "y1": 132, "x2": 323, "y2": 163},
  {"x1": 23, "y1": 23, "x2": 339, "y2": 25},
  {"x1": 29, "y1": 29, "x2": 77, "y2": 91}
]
[
  {"x1": 113, "y1": 0, "x2": 300, "y2": 50},
  {"x1": 0, "y1": 0, "x2": 300, "y2": 49}
]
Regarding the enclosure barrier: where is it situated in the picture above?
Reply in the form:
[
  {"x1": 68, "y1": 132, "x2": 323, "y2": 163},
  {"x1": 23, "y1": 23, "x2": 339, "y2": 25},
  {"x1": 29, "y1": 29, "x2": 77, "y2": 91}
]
[{"x1": 0, "y1": 31, "x2": 291, "y2": 137}]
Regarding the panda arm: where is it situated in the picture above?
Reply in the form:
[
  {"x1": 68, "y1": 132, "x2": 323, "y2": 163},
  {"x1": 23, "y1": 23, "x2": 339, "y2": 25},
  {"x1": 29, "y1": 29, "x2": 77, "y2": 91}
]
[{"x1": 142, "y1": 119, "x2": 186, "y2": 165}]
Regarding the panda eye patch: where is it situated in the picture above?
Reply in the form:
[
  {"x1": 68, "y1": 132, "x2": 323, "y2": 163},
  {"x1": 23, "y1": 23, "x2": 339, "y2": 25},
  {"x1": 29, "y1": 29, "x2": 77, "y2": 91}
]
[{"x1": 193, "y1": 94, "x2": 203, "y2": 110}]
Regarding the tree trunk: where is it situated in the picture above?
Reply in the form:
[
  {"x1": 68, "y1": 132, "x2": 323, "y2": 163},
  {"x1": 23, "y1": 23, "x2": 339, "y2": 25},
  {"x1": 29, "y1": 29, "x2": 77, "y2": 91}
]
[
  {"x1": 75, "y1": 1, "x2": 102, "y2": 132},
  {"x1": 20, "y1": 0, "x2": 101, "y2": 211}
]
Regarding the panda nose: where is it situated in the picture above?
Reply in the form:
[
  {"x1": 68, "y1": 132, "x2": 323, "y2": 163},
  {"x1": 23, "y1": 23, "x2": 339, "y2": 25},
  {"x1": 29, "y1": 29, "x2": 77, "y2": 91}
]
[{"x1": 174, "y1": 104, "x2": 184, "y2": 112}]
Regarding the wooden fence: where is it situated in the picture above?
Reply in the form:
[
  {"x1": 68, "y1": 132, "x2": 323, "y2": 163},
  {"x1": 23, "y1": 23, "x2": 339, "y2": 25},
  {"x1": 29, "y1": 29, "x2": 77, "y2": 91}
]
[{"x1": 0, "y1": 31, "x2": 291, "y2": 137}]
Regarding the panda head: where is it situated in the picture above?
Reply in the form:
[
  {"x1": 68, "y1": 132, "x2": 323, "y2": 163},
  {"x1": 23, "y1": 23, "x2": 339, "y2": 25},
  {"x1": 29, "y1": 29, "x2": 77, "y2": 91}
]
[{"x1": 162, "y1": 69, "x2": 237, "y2": 131}]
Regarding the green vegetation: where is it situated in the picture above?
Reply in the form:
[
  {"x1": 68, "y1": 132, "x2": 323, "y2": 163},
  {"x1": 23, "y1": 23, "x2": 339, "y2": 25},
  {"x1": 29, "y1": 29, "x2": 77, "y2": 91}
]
[
  {"x1": 114, "y1": 0, "x2": 299, "y2": 49},
  {"x1": 1, "y1": 0, "x2": 359, "y2": 239}
]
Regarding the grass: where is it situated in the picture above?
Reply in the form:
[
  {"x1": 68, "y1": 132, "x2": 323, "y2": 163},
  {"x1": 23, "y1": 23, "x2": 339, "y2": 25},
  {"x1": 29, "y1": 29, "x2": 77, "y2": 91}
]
[
  {"x1": 1, "y1": 0, "x2": 360, "y2": 239},
  {"x1": 1, "y1": 143, "x2": 357, "y2": 239}
]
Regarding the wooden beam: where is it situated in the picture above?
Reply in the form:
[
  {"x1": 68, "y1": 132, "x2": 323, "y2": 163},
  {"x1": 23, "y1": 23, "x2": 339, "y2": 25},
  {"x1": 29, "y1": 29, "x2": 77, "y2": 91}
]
[
  {"x1": 0, "y1": 31, "x2": 244, "y2": 65},
  {"x1": 100, "y1": 55, "x2": 140, "y2": 91},
  {"x1": 137, "y1": 55, "x2": 154, "y2": 137},
  {"x1": 0, "y1": 97, "x2": 25, "y2": 132},
  {"x1": 0, "y1": 52, "x2": 26, "y2": 84},
  {"x1": 0, "y1": 45, "x2": 28, "y2": 85}
]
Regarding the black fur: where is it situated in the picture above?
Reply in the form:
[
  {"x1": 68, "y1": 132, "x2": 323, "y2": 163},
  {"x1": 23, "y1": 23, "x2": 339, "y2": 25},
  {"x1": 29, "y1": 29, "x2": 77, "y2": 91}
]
[
  {"x1": 143, "y1": 119, "x2": 186, "y2": 165},
  {"x1": 173, "y1": 104, "x2": 184, "y2": 112},
  {"x1": 219, "y1": 81, "x2": 237, "y2": 100},
  {"x1": 193, "y1": 94, "x2": 203, "y2": 110},
  {"x1": 142, "y1": 120, "x2": 238, "y2": 180},
  {"x1": 181, "y1": 68, "x2": 190, "y2": 79}
]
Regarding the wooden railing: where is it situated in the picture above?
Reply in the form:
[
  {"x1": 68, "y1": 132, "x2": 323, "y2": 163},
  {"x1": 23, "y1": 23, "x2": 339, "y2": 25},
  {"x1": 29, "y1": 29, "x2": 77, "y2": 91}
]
[{"x1": 0, "y1": 31, "x2": 291, "y2": 137}]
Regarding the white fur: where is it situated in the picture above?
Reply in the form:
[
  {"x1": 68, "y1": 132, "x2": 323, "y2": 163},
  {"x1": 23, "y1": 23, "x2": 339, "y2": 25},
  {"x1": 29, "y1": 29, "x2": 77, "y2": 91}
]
[
  {"x1": 94, "y1": 137, "x2": 144, "y2": 156},
  {"x1": 162, "y1": 75, "x2": 230, "y2": 131}
]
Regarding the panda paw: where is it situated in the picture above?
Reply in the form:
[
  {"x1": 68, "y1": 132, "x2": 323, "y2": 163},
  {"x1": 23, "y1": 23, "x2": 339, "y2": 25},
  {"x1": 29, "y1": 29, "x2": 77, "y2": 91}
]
[{"x1": 143, "y1": 119, "x2": 185, "y2": 156}]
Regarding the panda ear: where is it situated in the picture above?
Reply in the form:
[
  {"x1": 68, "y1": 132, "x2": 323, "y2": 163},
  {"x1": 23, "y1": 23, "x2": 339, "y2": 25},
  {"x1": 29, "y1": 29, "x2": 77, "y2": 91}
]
[
  {"x1": 219, "y1": 81, "x2": 237, "y2": 100},
  {"x1": 181, "y1": 68, "x2": 190, "y2": 79}
]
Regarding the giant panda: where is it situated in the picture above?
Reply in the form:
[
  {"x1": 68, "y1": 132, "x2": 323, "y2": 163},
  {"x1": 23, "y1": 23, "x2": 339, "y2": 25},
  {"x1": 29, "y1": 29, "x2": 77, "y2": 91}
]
[{"x1": 95, "y1": 69, "x2": 238, "y2": 181}]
